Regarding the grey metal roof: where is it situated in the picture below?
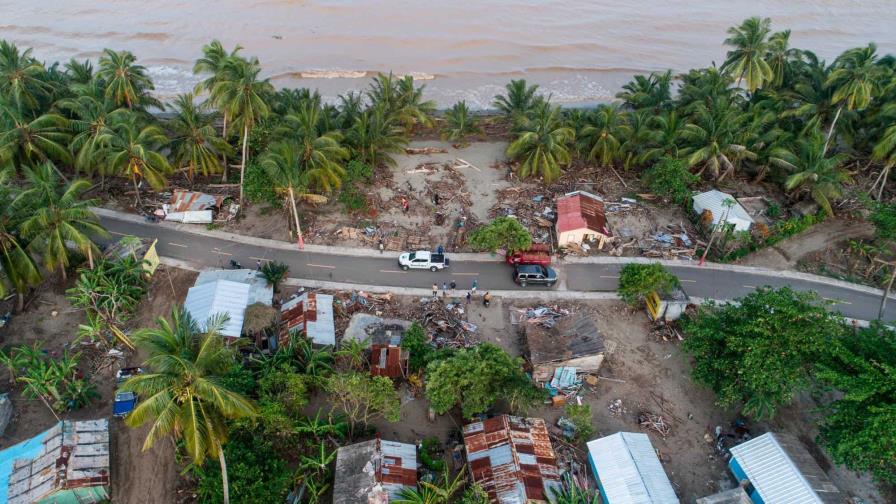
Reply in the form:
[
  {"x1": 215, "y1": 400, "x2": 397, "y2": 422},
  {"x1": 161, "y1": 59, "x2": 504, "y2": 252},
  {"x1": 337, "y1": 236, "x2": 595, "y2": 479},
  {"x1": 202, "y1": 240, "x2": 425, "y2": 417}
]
[
  {"x1": 729, "y1": 433, "x2": 844, "y2": 504},
  {"x1": 587, "y1": 432, "x2": 679, "y2": 504},
  {"x1": 333, "y1": 439, "x2": 417, "y2": 504},
  {"x1": 184, "y1": 279, "x2": 251, "y2": 337}
]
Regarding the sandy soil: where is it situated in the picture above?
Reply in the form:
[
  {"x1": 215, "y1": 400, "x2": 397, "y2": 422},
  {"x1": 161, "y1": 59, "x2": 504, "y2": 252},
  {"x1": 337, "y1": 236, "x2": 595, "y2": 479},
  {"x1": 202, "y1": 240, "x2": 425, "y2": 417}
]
[
  {"x1": 738, "y1": 218, "x2": 874, "y2": 270},
  {"x1": 0, "y1": 266, "x2": 196, "y2": 504}
]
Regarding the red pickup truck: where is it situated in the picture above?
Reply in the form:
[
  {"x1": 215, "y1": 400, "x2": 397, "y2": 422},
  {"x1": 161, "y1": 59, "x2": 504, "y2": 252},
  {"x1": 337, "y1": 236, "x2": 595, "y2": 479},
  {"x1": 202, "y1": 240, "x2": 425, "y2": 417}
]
[{"x1": 505, "y1": 243, "x2": 552, "y2": 266}]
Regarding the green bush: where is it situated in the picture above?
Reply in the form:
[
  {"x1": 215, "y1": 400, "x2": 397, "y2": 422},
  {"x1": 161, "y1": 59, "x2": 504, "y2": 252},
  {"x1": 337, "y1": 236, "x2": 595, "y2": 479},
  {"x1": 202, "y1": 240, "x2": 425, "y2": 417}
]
[
  {"x1": 420, "y1": 437, "x2": 446, "y2": 472},
  {"x1": 194, "y1": 431, "x2": 293, "y2": 504},
  {"x1": 346, "y1": 159, "x2": 373, "y2": 182},
  {"x1": 243, "y1": 161, "x2": 279, "y2": 206},
  {"x1": 469, "y1": 217, "x2": 532, "y2": 253},
  {"x1": 641, "y1": 157, "x2": 697, "y2": 205},
  {"x1": 617, "y1": 262, "x2": 680, "y2": 306},
  {"x1": 338, "y1": 185, "x2": 368, "y2": 214},
  {"x1": 564, "y1": 404, "x2": 594, "y2": 442}
]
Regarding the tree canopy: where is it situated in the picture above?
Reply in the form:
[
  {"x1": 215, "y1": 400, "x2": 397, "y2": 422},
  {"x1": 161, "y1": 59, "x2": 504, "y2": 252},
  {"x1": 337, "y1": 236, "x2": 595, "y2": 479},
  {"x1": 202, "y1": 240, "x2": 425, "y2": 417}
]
[{"x1": 617, "y1": 262, "x2": 680, "y2": 307}]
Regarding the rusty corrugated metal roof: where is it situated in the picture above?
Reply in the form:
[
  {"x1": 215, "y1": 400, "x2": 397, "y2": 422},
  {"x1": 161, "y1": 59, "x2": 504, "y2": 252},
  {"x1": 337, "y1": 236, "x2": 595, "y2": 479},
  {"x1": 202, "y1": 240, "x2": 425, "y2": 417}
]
[
  {"x1": 556, "y1": 191, "x2": 612, "y2": 237},
  {"x1": 169, "y1": 190, "x2": 226, "y2": 213},
  {"x1": 370, "y1": 344, "x2": 407, "y2": 378},
  {"x1": 463, "y1": 415, "x2": 561, "y2": 504}
]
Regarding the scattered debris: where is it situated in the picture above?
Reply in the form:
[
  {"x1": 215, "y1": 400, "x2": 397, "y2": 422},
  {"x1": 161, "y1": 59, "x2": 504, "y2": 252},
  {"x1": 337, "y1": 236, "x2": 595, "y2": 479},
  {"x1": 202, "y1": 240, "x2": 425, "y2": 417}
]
[
  {"x1": 638, "y1": 411, "x2": 673, "y2": 438},
  {"x1": 405, "y1": 146, "x2": 448, "y2": 155},
  {"x1": 608, "y1": 398, "x2": 625, "y2": 416}
]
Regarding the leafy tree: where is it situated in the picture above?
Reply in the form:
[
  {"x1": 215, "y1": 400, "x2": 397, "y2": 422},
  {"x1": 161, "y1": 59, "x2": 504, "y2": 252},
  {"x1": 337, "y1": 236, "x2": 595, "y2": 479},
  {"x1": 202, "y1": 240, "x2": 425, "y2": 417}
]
[
  {"x1": 194, "y1": 430, "x2": 292, "y2": 504},
  {"x1": 468, "y1": 216, "x2": 532, "y2": 253},
  {"x1": 258, "y1": 364, "x2": 310, "y2": 414},
  {"x1": 869, "y1": 200, "x2": 896, "y2": 242},
  {"x1": 121, "y1": 308, "x2": 257, "y2": 504},
  {"x1": 401, "y1": 322, "x2": 449, "y2": 373},
  {"x1": 721, "y1": 17, "x2": 774, "y2": 91},
  {"x1": 56, "y1": 93, "x2": 118, "y2": 177},
  {"x1": 871, "y1": 104, "x2": 896, "y2": 198},
  {"x1": 425, "y1": 343, "x2": 540, "y2": 418},
  {"x1": 493, "y1": 79, "x2": 543, "y2": 124},
  {"x1": 825, "y1": 44, "x2": 884, "y2": 152},
  {"x1": 765, "y1": 29, "x2": 801, "y2": 89},
  {"x1": 815, "y1": 322, "x2": 896, "y2": 484},
  {"x1": 682, "y1": 101, "x2": 755, "y2": 181},
  {"x1": 15, "y1": 162, "x2": 107, "y2": 280},
  {"x1": 323, "y1": 371, "x2": 400, "y2": 437},
  {"x1": 193, "y1": 40, "x2": 244, "y2": 181},
  {"x1": 97, "y1": 49, "x2": 157, "y2": 110},
  {"x1": 641, "y1": 157, "x2": 697, "y2": 205},
  {"x1": 681, "y1": 287, "x2": 846, "y2": 419},
  {"x1": 276, "y1": 102, "x2": 349, "y2": 193},
  {"x1": 259, "y1": 261, "x2": 289, "y2": 292},
  {"x1": 168, "y1": 93, "x2": 232, "y2": 180},
  {"x1": 617, "y1": 262, "x2": 680, "y2": 307},
  {"x1": 442, "y1": 100, "x2": 480, "y2": 145},
  {"x1": 506, "y1": 104, "x2": 574, "y2": 183}
]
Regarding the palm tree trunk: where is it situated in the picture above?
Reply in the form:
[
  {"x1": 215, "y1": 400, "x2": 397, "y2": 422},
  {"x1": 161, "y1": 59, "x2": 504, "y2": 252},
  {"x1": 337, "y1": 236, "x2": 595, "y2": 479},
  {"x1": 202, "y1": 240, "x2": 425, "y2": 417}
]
[
  {"x1": 239, "y1": 125, "x2": 248, "y2": 206},
  {"x1": 221, "y1": 114, "x2": 229, "y2": 182},
  {"x1": 879, "y1": 265, "x2": 896, "y2": 320},
  {"x1": 287, "y1": 186, "x2": 305, "y2": 249},
  {"x1": 823, "y1": 106, "x2": 843, "y2": 155},
  {"x1": 132, "y1": 174, "x2": 142, "y2": 207},
  {"x1": 218, "y1": 441, "x2": 230, "y2": 504},
  {"x1": 16, "y1": 292, "x2": 24, "y2": 313}
]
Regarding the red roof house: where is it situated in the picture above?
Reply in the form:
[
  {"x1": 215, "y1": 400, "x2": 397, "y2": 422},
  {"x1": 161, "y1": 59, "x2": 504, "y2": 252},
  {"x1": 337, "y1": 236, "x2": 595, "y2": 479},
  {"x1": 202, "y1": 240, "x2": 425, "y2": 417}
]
[{"x1": 555, "y1": 191, "x2": 611, "y2": 246}]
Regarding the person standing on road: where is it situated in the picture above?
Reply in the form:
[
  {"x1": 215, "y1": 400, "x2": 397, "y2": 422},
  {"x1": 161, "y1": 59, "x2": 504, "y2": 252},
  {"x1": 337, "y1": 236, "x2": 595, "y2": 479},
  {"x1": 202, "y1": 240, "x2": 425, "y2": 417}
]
[
  {"x1": 256, "y1": 259, "x2": 262, "y2": 270},
  {"x1": 436, "y1": 244, "x2": 445, "y2": 255},
  {"x1": 442, "y1": 282, "x2": 448, "y2": 297},
  {"x1": 471, "y1": 279, "x2": 478, "y2": 296},
  {"x1": 378, "y1": 239, "x2": 384, "y2": 253},
  {"x1": 432, "y1": 283, "x2": 438, "y2": 298},
  {"x1": 465, "y1": 291, "x2": 472, "y2": 304}
]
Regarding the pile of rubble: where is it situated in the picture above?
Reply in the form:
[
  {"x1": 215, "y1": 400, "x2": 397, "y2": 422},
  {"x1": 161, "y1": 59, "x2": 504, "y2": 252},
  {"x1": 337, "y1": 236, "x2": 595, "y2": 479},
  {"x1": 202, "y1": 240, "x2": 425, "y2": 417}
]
[
  {"x1": 510, "y1": 305, "x2": 571, "y2": 329},
  {"x1": 421, "y1": 297, "x2": 477, "y2": 347},
  {"x1": 489, "y1": 186, "x2": 555, "y2": 243}
]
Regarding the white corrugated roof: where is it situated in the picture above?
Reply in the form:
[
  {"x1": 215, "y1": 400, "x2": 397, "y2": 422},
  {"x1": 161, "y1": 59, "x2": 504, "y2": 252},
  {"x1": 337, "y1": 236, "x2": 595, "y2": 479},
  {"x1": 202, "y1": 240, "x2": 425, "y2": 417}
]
[
  {"x1": 184, "y1": 279, "x2": 250, "y2": 337},
  {"x1": 692, "y1": 190, "x2": 753, "y2": 231},
  {"x1": 195, "y1": 269, "x2": 273, "y2": 306},
  {"x1": 729, "y1": 433, "x2": 826, "y2": 504},
  {"x1": 587, "y1": 432, "x2": 679, "y2": 504}
]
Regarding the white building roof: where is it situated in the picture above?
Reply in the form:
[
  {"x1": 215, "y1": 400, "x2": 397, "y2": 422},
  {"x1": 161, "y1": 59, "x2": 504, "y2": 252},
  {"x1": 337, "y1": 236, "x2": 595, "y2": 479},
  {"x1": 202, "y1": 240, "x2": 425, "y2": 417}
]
[
  {"x1": 729, "y1": 433, "x2": 844, "y2": 504},
  {"x1": 587, "y1": 432, "x2": 679, "y2": 504},
  {"x1": 184, "y1": 279, "x2": 251, "y2": 337},
  {"x1": 195, "y1": 269, "x2": 273, "y2": 306},
  {"x1": 692, "y1": 190, "x2": 753, "y2": 232}
]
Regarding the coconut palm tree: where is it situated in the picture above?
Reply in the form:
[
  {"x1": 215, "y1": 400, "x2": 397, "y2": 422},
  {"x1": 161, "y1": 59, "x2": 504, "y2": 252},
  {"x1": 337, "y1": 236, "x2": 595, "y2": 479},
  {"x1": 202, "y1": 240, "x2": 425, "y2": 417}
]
[
  {"x1": 194, "y1": 40, "x2": 244, "y2": 180},
  {"x1": 394, "y1": 75, "x2": 435, "y2": 132},
  {"x1": 765, "y1": 30, "x2": 802, "y2": 89},
  {"x1": 0, "y1": 168, "x2": 41, "y2": 311},
  {"x1": 212, "y1": 56, "x2": 273, "y2": 204},
  {"x1": 56, "y1": 93, "x2": 117, "y2": 177},
  {"x1": 441, "y1": 100, "x2": 480, "y2": 145},
  {"x1": 0, "y1": 41, "x2": 53, "y2": 114},
  {"x1": 120, "y1": 307, "x2": 256, "y2": 504},
  {"x1": 721, "y1": 17, "x2": 774, "y2": 92},
  {"x1": 493, "y1": 79, "x2": 544, "y2": 124},
  {"x1": 505, "y1": 104, "x2": 574, "y2": 183},
  {"x1": 63, "y1": 59, "x2": 94, "y2": 86},
  {"x1": 783, "y1": 52, "x2": 837, "y2": 133},
  {"x1": 616, "y1": 70, "x2": 673, "y2": 111},
  {"x1": 638, "y1": 111, "x2": 685, "y2": 165},
  {"x1": 578, "y1": 105, "x2": 625, "y2": 167},
  {"x1": 277, "y1": 103, "x2": 349, "y2": 191},
  {"x1": 336, "y1": 91, "x2": 364, "y2": 130},
  {"x1": 168, "y1": 93, "x2": 232, "y2": 181},
  {"x1": 682, "y1": 102, "x2": 755, "y2": 180},
  {"x1": 97, "y1": 49, "x2": 157, "y2": 110},
  {"x1": 872, "y1": 105, "x2": 896, "y2": 199},
  {"x1": 105, "y1": 112, "x2": 171, "y2": 204},
  {"x1": 348, "y1": 105, "x2": 408, "y2": 167},
  {"x1": 394, "y1": 467, "x2": 466, "y2": 504},
  {"x1": 770, "y1": 130, "x2": 851, "y2": 216},
  {"x1": 825, "y1": 44, "x2": 885, "y2": 152},
  {"x1": 0, "y1": 104, "x2": 71, "y2": 170},
  {"x1": 15, "y1": 162, "x2": 106, "y2": 280}
]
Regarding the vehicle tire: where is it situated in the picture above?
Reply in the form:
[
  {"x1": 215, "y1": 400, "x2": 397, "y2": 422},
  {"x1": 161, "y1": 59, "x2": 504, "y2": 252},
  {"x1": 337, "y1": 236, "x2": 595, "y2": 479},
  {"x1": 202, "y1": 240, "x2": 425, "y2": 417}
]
[
  {"x1": 430, "y1": 266, "x2": 438, "y2": 272},
  {"x1": 401, "y1": 265, "x2": 409, "y2": 271},
  {"x1": 520, "y1": 281, "x2": 526, "y2": 287},
  {"x1": 547, "y1": 282, "x2": 556, "y2": 288}
]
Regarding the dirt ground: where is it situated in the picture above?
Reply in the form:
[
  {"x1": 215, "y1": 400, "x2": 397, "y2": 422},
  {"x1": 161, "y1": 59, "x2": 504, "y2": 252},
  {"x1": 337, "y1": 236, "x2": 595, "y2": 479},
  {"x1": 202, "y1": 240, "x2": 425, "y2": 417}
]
[
  {"x1": 0, "y1": 266, "x2": 196, "y2": 504},
  {"x1": 324, "y1": 292, "x2": 887, "y2": 503},
  {"x1": 737, "y1": 218, "x2": 874, "y2": 270}
]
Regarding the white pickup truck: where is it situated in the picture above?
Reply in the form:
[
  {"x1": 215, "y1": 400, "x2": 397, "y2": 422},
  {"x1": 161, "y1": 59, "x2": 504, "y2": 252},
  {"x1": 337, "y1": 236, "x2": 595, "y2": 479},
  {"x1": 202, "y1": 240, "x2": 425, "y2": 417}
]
[{"x1": 398, "y1": 250, "x2": 450, "y2": 272}]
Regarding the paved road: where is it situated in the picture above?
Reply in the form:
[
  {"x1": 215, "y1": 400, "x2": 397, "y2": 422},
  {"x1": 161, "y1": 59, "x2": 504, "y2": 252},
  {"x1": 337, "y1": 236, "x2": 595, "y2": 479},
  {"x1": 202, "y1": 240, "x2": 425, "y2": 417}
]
[{"x1": 99, "y1": 216, "x2": 895, "y2": 322}]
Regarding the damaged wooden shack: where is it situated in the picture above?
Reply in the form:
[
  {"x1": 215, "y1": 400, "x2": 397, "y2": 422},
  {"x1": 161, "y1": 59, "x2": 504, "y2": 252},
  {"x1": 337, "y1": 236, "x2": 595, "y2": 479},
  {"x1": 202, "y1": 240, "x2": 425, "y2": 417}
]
[
  {"x1": 344, "y1": 313, "x2": 413, "y2": 378},
  {"x1": 521, "y1": 314, "x2": 606, "y2": 383},
  {"x1": 333, "y1": 438, "x2": 418, "y2": 504}
]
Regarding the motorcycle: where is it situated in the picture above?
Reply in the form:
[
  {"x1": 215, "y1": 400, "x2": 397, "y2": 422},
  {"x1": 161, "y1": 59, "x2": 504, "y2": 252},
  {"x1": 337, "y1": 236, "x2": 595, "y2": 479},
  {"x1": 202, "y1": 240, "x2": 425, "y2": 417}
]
[{"x1": 229, "y1": 259, "x2": 242, "y2": 269}]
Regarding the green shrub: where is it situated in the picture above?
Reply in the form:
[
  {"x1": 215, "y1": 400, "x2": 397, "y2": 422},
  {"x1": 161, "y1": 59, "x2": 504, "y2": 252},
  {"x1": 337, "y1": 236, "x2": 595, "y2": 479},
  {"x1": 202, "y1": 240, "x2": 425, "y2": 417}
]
[
  {"x1": 194, "y1": 431, "x2": 293, "y2": 504},
  {"x1": 617, "y1": 263, "x2": 680, "y2": 306},
  {"x1": 243, "y1": 161, "x2": 279, "y2": 205},
  {"x1": 641, "y1": 157, "x2": 697, "y2": 205},
  {"x1": 420, "y1": 437, "x2": 446, "y2": 472},
  {"x1": 564, "y1": 404, "x2": 594, "y2": 442}
]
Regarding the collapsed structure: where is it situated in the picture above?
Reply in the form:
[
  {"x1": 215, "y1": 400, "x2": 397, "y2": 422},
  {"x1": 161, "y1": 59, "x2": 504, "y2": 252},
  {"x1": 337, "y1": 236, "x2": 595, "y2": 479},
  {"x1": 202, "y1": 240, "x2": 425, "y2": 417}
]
[
  {"x1": 333, "y1": 438, "x2": 417, "y2": 504},
  {"x1": 692, "y1": 190, "x2": 754, "y2": 232},
  {"x1": 0, "y1": 419, "x2": 110, "y2": 504},
  {"x1": 280, "y1": 292, "x2": 336, "y2": 346},
  {"x1": 463, "y1": 415, "x2": 562, "y2": 504},
  {"x1": 183, "y1": 269, "x2": 274, "y2": 339},
  {"x1": 523, "y1": 315, "x2": 605, "y2": 382}
]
